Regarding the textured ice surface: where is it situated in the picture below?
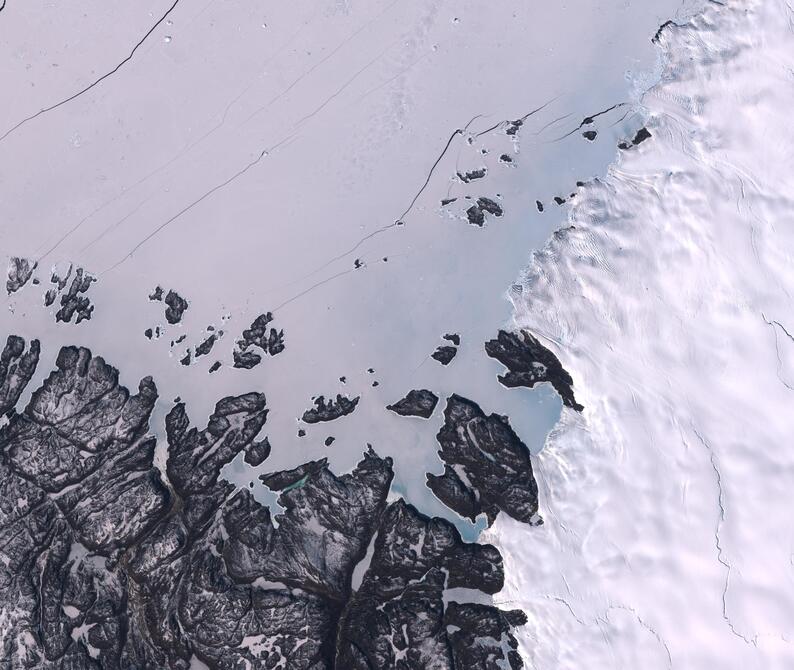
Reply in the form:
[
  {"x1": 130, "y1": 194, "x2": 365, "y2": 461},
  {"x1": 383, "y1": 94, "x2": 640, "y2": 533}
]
[
  {"x1": 486, "y1": 0, "x2": 794, "y2": 666},
  {"x1": 2, "y1": 0, "x2": 752, "y2": 666},
  {"x1": 0, "y1": 0, "x2": 706, "y2": 528}
]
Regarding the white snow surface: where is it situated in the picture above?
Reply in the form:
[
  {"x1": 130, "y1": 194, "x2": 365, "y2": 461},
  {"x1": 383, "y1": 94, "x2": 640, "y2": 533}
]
[
  {"x1": 0, "y1": 0, "x2": 705, "y2": 530},
  {"x1": 485, "y1": 1, "x2": 794, "y2": 666}
]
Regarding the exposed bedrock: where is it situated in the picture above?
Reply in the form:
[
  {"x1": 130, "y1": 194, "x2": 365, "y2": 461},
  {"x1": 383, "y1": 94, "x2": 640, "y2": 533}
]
[
  {"x1": 165, "y1": 392, "x2": 268, "y2": 496},
  {"x1": 55, "y1": 267, "x2": 96, "y2": 324},
  {"x1": 335, "y1": 499, "x2": 524, "y2": 669},
  {"x1": 243, "y1": 436, "x2": 271, "y2": 466},
  {"x1": 164, "y1": 289, "x2": 189, "y2": 324},
  {"x1": 485, "y1": 329, "x2": 583, "y2": 411},
  {"x1": 3, "y1": 344, "x2": 169, "y2": 552},
  {"x1": 432, "y1": 344, "x2": 458, "y2": 365},
  {"x1": 233, "y1": 312, "x2": 286, "y2": 369},
  {"x1": 256, "y1": 447, "x2": 394, "y2": 599},
  {"x1": 6, "y1": 257, "x2": 37, "y2": 295},
  {"x1": 445, "y1": 602, "x2": 528, "y2": 670},
  {"x1": 427, "y1": 394, "x2": 539, "y2": 526},
  {"x1": 301, "y1": 393, "x2": 360, "y2": 424},
  {"x1": 0, "y1": 335, "x2": 40, "y2": 413},
  {"x1": 0, "y1": 335, "x2": 530, "y2": 669},
  {"x1": 386, "y1": 388, "x2": 439, "y2": 419}
]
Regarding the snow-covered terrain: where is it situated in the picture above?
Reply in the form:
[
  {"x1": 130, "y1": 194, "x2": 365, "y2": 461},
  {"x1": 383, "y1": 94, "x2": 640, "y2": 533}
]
[
  {"x1": 487, "y1": 0, "x2": 794, "y2": 666},
  {"x1": 5, "y1": 0, "x2": 789, "y2": 666},
  {"x1": 0, "y1": 0, "x2": 705, "y2": 528}
]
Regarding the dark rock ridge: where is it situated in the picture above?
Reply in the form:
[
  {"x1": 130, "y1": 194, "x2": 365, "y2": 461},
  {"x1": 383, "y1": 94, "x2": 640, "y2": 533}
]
[
  {"x1": 477, "y1": 196, "x2": 503, "y2": 217},
  {"x1": 244, "y1": 436, "x2": 271, "y2": 466},
  {"x1": 427, "y1": 394, "x2": 539, "y2": 526},
  {"x1": 6, "y1": 257, "x2": 37, "y2": 294},
  {"x1": 505, "y1": 119, "x2": 523, "y2": 135},
  {"x1": 387, "y1": 389, "x2": 439, "y2": 419},
  {"x1": 194, "y1": 331, "x2": 220, "y2": 358},
  {"x1": 301, "y1": 393, "x2": 360, "y2": 424},
  {"x1": 149, "y1": 286, "x2": 189, "y2": 324},
  {"x1": 432, "y1": 344, "x2": 458, "y2": 365},
  {"x1": 465, "y1": 196, "x2": 503, "y2": 226},
  {"x1": 0, "y1": 335, "x2": 40, "y2": 413},
  {"x1": 0, "y1": 336, "x2": 533, "y2": 668},
  {"x1": 257, "y1": 449, "x2": 393, "y2": 600},
  {"x1": 336, "y1": 499, "x2": 526, "y2": 669},
  {"x1": 618, "y1": 126, "x2": 652, "y2": 150},
  {"x1": 55, "y1": 267, "x2": 95, "y2": 323},
  {"x1": 457, "y1": 167, "x2": 487, "y2": 183},
  {"x1": 652, "y1": 19, "x2": 684, "y2": 44},
  {"x1": 51, "y1": 265, "x2": 72, "y2": 291},
  {"x1": 164, "y1": 290, "x2": 189, "y2": 324},
  {"x1": 466, "y1": 204, "x2": 485, "y2": 226},
  {"x1": 233, "y1": 312, "x2": 285, "y2": 369},
  {"x1": 485, "y1": 329, "x2": 583, "y2": 411},
  {"x1": 446, "y1": 602, "x2": 528, "y2": 669}
]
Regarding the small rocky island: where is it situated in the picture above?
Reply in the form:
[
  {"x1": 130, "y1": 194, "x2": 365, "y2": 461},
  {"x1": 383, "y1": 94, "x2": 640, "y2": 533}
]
[
  {"x1": 485, "y1": 329, "x2": 583, "y2": 411},
  {"x1": 386, "y1": 388, "x2": 439, "y2": 418}
]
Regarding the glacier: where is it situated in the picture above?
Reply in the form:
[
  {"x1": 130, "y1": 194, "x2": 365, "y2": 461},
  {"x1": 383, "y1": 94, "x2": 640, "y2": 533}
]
[{"x1": 486, "y1": 0, "x2": 794, "y2": 666}]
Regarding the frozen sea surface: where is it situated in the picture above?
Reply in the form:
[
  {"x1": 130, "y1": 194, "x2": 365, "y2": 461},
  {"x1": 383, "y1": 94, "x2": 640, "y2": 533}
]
[
  {"x1": 1, "y1": 0, "x2": 705, "y2": 530},
  {"x1": 486, "y1": 0, "x2": 794, "y2": 666}
]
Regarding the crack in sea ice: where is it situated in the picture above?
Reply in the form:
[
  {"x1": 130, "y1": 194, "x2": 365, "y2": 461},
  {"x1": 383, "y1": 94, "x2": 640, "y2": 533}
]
[
  {"x1": 546, "y1": 103, "x2": 628, "y2": 143},
  {"x1": 100, "y1": 145, "x2": 285, "y2": 274},
  {"x1": 762, "y1": 314, "x2": 794, "y2": 392},
  {"x1": 605, "y1": 603, "x2": 673, "y2": 668},
  {"x1": 0, "y1": 0, "x2": 182, "y2": 143},
  {"x1": 692, "y1": 427, "x2": 757, "y2": 646}
]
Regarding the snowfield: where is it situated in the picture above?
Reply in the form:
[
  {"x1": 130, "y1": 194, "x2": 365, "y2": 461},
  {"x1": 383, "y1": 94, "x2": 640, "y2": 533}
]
[
  {"x1": 0, "y1": 0, "x2": 706, "y2": 531},
  {"x1": 486, "y1": 0, "x2": 794, "y2": 666},
  {"x1": 3, "y1": 0, "x2": 790, "y2": 666}
]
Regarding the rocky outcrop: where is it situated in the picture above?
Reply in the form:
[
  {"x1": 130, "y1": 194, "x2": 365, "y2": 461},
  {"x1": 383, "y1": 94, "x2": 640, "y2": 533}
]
[
  {"x1": 457, "y1": 167, "x2": 487, "y2": 183},
  {"x1": 148, "y1": 287, "x2": 189, "y2": 324},
  {"x1": 194, "y1": 332, "x2": 219, "y2": 357},
  {"x1": 618, "y1": 126, "x2": 652, "y2": 150},
  {"x1": 336, "y1": 500, "x2": 523, "y2": 669},
  {"x1": 6, "y1": 257, "x2": 36, "y2": 294},
  {"x1": 256, "y1": 448, "x2": 393, "y2": 599},
  {"x1": 387, "y1": 389, "x2": 439, "y2": 419},
  {"x1": 485, "y1": 329, "x2": 583, "y2": 411},
  {"x1": 164, "y1": 290, "x2": 189, "y2": 324},
  {"x1": 3, "y1": 346, "x2": 170, "y2": 551},
  {"x1": 301, "y1": 394, "x2": 360, "y2": 424},
  {"x1": 243, "y1": 436, "x2": 271, "y2": 466},
  {"x1": 55, "y1": 268, "x2": 95, "y2": 323},
  {"x1": 427, "y1": 394, "x2": 539, "y2": 526},
  {"x1": 0, "y1": 336, "x2": 532, "y2": 669},
  {"x1": 233, "y1": 312, "x2": 285, "y2": 369},
  {"x1": 0, "y1": 335, "x2": 40, "y2": 413},
  {"x1": 445, "y1": 602, "x2": 528, "y2": 670},
  {"x1": 432, "y1": 344, "x2": 458, "y2": 365},
  {"x1": 166, "y1": 392, "x2": 268, "y2": 495}
]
